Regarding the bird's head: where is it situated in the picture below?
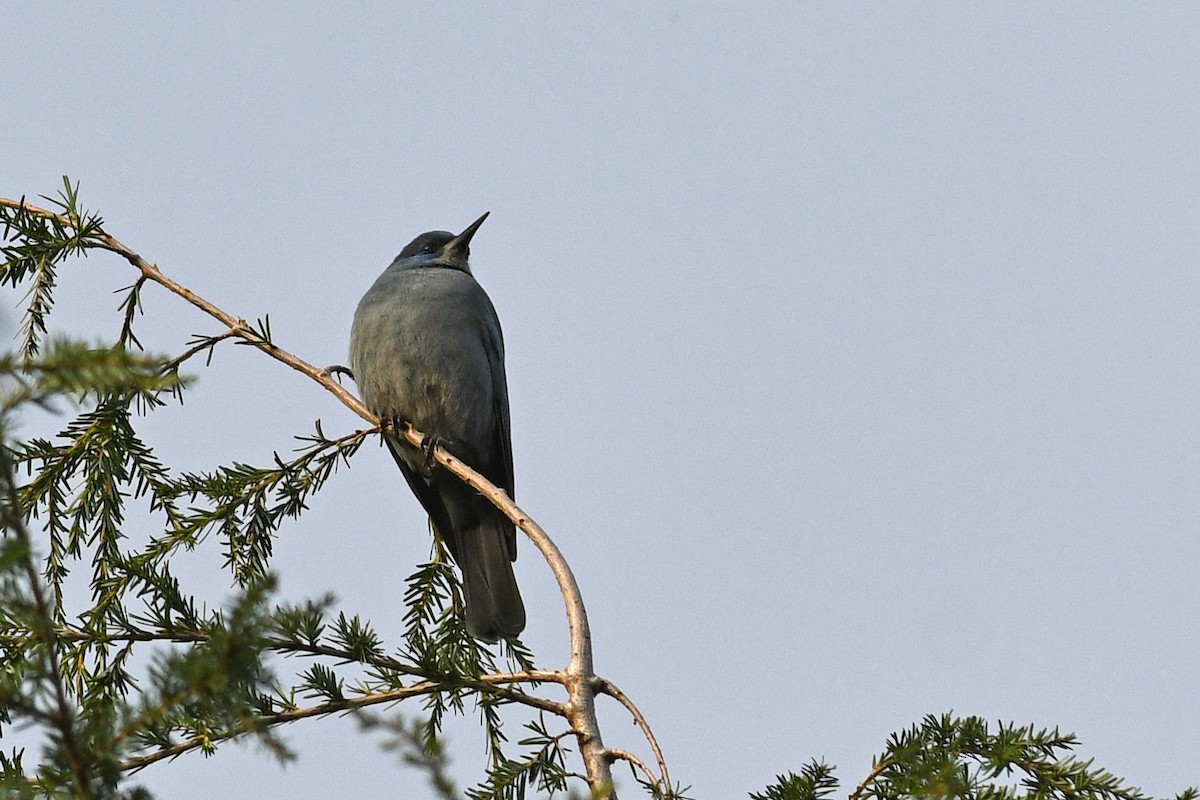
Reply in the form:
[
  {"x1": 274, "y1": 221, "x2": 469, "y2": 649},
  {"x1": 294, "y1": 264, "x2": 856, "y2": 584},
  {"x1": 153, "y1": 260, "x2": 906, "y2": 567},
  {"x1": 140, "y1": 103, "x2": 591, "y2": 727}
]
[{"x1": 397, "y1": 212, "x2": 490, "y2": 273}]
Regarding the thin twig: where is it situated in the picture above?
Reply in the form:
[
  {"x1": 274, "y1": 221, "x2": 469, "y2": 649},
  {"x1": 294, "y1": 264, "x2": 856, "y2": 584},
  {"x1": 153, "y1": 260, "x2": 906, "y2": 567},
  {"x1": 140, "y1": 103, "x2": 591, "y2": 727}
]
[
  {"x1": 850, "y1": 758, "x2": 890, "y2": 800},
  {"x1": 0, "y1": 629, "x2": 208, "y2": 647},
  {"x1": 161, "y1": 327, "x2": 240, "y2": 372},
  {"x1": 607, "y1": 749, "x2": 659, "y2": 789},
  {"x1": 594, "y1": 676, "x2": 671, "y2": 792},
  {"x1": 116, "y1": 275, "x2": 147, "y2": 350},
  {"x1": 119, "y1": 678, "x2": 540, "y2": 774},
  {"x1": 271, "y1": 640, "x2": 569, "y2": 715},
  {"x1": 0, "y1": 621, "x2": 571, "y2": 717},
  {"x1": 277, "y1": 635, "x2": 566, "y2": 688}
]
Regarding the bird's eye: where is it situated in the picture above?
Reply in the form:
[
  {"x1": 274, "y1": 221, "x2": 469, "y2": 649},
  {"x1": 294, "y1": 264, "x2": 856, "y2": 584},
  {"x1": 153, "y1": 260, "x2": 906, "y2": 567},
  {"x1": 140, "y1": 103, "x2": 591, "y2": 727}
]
[{"x1": 422, "y1": 242, "x2": 438, "y2": 254}]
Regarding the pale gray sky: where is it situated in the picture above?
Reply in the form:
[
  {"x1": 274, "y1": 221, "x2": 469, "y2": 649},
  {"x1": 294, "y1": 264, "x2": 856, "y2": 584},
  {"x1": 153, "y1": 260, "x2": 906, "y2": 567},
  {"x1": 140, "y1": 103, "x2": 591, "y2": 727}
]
[{"x1": 4, "y1": 4, "x2": 1198, "y2": 797}]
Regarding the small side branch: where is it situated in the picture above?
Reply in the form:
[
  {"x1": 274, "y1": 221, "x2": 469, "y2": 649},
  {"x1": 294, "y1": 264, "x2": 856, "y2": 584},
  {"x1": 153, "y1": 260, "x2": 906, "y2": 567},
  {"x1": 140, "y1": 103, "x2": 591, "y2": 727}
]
[
  {"x1": 116, "y1": 275, "x2": 148, "y2": 350},
  {"x1": 120, "y1": 680, "x2": 528, "y2": 774},
  {"x1": 162, "y1": 327, "x2": 241, "y2": 372},
  {"x1": 850, "y1": 759, "x2": 890, "y2": 800},
  {"x1": 607, "y1": 749, "x2": 659, "y2": 790},
  {"x1": 594, "y1": 676, "x2": 671, "y2": 792}
]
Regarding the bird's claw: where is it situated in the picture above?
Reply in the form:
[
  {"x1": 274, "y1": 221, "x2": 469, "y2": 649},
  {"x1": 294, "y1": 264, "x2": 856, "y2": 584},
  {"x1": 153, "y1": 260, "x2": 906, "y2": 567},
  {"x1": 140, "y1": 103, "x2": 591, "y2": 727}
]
[
  {"x1": 382, "y1": 416, "x2": 407, "y2": 437},
  {"x1": 422, "y1": 433, "x2": 445, "y2": 472},
  {"x1": 322, "y1": 364, "x2": 355, "y2": 384}
]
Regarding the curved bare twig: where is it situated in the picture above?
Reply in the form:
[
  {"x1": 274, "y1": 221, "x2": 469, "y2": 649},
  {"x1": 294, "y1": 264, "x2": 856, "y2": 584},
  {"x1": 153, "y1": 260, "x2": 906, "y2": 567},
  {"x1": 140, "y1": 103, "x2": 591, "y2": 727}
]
[
  {"x1": 594, "y1": 676, "x2": 671, "y2": 792},
  {"x1": 607, "y1": 749, "x2": 659, "y2": 790}
]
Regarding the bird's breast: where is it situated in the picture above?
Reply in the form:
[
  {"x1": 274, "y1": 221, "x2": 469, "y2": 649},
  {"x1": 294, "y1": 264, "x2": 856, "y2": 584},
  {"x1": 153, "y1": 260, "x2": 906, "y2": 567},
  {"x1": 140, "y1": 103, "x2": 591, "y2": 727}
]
[{"x1": 349, "y1": 268, "x2": 497, "y2": 447}]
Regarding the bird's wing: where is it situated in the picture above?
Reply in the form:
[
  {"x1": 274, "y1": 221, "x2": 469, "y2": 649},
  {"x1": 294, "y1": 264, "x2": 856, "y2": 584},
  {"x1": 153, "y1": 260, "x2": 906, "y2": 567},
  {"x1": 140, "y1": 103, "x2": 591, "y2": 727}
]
[
  {"x1": 480, "y1": 296, "x2": 517, "y2": 561},
  {"x1": 383, "y1": 434, "x2": 465, "y2": 565}
]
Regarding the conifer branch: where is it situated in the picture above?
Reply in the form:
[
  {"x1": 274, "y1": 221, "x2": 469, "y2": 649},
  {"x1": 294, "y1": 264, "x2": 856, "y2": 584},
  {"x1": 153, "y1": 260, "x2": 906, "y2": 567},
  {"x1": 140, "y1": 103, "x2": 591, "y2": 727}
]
[{"x1": 1, "y1": 190, "x2": 633, "y2": 797}]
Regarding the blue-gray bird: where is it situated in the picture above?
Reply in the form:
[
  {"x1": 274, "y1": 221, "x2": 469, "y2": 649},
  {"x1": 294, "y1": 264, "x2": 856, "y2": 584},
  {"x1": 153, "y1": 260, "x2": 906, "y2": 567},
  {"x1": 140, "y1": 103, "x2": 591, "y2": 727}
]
[{"x1": 349, "y1": 212, "x2": 525, "y2": 642}]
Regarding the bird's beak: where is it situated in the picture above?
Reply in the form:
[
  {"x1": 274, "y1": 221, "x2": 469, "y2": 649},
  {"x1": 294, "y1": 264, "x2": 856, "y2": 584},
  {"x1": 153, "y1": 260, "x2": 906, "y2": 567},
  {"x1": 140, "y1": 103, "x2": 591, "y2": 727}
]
[{"x1": 442, "y1": 212, "x2": 490, "y2": 261}]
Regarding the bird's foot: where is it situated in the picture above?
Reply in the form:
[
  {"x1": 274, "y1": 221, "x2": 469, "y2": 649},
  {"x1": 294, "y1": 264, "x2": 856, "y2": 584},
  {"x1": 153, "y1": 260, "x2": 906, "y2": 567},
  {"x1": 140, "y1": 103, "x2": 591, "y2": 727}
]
[
  {"x1": 422, "y1": 433, "x2": 447, "y2": 472},
  {"x1": 379, "y1": 417, "x2": 449, "y2": 473},
  {"x1": 381, "y1": 415, "x2": 408, "y2": 437},
  {"x1": 322, "y1": 364, "x2": 355, "y2": 384}
]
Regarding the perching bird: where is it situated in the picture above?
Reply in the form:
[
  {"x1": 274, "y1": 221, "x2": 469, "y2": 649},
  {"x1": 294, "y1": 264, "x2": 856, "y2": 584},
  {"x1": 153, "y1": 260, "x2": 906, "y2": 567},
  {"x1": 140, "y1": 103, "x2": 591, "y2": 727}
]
[{"x1": 348, "y1": 212, "x2": 525, "y2": 642}]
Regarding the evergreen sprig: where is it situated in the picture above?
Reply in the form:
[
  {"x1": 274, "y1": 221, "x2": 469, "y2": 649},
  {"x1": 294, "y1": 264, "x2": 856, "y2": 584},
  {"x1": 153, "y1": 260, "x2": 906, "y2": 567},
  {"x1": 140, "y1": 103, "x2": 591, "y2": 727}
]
[
  {"x1": 751, "y1": 713, "x2": 1197, "y2": 800},
  {"x1": 124, "y1": 421, "x2": 358, "y2": 587},
  {"x1": 0, "y1": 178, "x2": 106, "y2": 361},
  {"x1": 751, "y1": 763, "x2": 837, "y2": 800}
]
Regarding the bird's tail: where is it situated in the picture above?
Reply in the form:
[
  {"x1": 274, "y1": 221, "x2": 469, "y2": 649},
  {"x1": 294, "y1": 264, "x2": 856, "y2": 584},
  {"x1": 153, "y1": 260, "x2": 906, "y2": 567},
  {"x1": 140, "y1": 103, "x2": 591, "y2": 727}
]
[{"x1": 461, "y1": 519, "x2": 526, "y2": 643}]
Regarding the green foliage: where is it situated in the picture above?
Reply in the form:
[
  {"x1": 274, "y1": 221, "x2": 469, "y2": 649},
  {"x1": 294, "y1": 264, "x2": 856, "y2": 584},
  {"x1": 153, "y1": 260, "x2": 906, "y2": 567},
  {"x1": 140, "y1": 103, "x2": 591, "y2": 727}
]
[
  {"x1": 751, "y1": 714, "x2": 1196, "y2": 800},
  {"x1": 466, "y1": 714, "x2": 572, "y2": 799},
  {"x1": 861, "y1": 713, "x2": 1148, "y2": 800},
  {"x1": 0, "y1": 178, "x2": 105, "y2": 361},
  {"x1": 0, "y1": 179, "x2": 604, "y2": 798},
  {"x1": 750, "y1": 763, "x2": 838, "y2": 800}
]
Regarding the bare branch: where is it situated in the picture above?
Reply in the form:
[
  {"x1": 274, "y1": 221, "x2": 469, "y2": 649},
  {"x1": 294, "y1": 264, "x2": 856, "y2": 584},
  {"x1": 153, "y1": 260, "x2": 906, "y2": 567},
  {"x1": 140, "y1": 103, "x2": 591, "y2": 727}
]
[
  {"x1": 607, "y1": 749, "x2": 659, "y2": 790},
  {"x1": 120, "y1": 680, "x2": 519, "y2": 774},
  {"x1": 595, "y1": 676, "x2": 672, "y2": 793},
  {"x1": 0, "y1": 624, "x2": 570, "y2": 717},
  {"x1": 162, "y1": 327, "x2": 241, "y2": 372}
]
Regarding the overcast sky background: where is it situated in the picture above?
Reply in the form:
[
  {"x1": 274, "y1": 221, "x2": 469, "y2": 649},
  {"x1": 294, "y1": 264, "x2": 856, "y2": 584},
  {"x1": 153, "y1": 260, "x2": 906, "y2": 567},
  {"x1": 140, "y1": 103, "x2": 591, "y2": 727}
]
[{"x1": 4, "y1": 4, "x2": 1198, "y2": 798}]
